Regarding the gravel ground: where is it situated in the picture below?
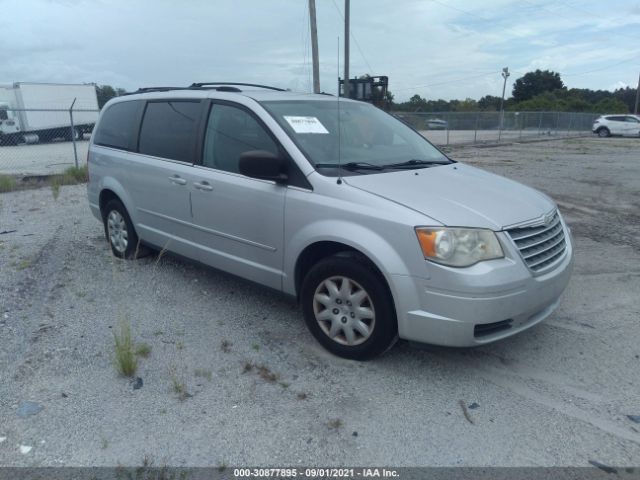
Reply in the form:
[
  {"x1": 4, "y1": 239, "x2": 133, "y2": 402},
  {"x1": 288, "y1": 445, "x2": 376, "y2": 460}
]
[{"x1": 0, "y1": 136, "x2": 639, "y2": 468}]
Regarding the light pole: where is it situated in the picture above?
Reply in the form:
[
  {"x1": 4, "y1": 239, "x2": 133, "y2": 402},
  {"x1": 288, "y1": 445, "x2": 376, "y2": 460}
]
[
  {"x1": 635, "y1": 71, "x2": 639, "y2": 115},
  {"x1": 498, "y1": 67, "x2": 510, "y2": 142}
]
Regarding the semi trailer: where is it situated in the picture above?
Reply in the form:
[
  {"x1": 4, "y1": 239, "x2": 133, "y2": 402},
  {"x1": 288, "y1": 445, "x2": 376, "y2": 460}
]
[{"x1": 0, "y1": 82, "x2": 99, "y2": 146}]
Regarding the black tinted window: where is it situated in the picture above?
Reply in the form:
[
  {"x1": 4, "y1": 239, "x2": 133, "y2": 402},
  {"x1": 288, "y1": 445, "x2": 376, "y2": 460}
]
[
  {"x1": 138, "y1": 101, "x2": 201, "y2": 162},
  {"x1": 203, "y1": 104, "x2": 278, "y2": 173},
  {"x1": 607, "y1": 116, "x2": 626, "y2": 122},
  {"x1": 94, "y1": 100, "x2": 144, "y2": 150}
]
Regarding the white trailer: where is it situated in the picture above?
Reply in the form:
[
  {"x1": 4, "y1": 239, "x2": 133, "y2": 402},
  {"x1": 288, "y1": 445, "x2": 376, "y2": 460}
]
[{"x1": 0, "y1": 82, "x2": 99, "y2": 146}]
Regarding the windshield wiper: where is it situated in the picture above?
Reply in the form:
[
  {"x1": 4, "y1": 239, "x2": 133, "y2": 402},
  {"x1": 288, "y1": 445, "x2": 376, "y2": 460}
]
[
  {"x1": 382, "y1": 159, "x2": 450, "y2": 169},
  {"x1": 314, "y1": 162, "x2": 384, "y2": 171}
]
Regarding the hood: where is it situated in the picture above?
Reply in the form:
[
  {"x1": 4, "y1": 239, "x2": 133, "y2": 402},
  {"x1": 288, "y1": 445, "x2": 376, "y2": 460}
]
[{"x1": 344, "y1": 163, "x2": 555, "y2": 230}]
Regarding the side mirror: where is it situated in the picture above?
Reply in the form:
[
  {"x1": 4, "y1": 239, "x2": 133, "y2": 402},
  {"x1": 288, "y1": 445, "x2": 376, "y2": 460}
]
[{"x1": 238, "y1": 150, "x2": 288, "y2": 183}]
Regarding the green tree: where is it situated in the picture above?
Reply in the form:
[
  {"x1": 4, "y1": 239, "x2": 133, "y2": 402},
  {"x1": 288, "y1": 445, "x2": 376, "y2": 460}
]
[
  {"x1": 452, "y1": 98, "x2": 478, "y2": 112},
  {"x1": 96, "y1": 85, "x2": 125, "y2": 108},
  {"x1": 512, "y1": 70, "x2": 565, "y2": 102},
  {"x1": 478, "y1": 95, "x2": 502, "y2": 111}
]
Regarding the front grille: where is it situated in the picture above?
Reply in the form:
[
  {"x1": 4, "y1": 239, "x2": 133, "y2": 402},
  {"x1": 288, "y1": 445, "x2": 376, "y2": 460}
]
[{"x1": 506, "y1": 211, "x2": 567, "y2": 272}]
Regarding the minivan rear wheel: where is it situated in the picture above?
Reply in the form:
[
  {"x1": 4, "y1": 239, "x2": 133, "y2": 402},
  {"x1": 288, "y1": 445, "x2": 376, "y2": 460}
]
[
  {"x1": 301, "y1": 255, "x2": 398, "y2": 360},
  {"x1": 103, "y1": 199, "x2": 140, "y2": 259}
]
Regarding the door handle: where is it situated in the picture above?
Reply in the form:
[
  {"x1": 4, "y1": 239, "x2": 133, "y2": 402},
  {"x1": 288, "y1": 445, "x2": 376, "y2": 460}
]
[
  {"x1": 193, "y1": 181, "x2": 213, "y2": 191},
  {"x1": 169, "y1": 175, "x2": 187, "y2": 185}
]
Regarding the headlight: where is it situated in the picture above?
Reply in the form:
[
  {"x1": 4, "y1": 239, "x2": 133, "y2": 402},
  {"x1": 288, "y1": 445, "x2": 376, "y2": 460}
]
[{"x1": 415, "y1": 227, "x2": 504, "y2": 267}]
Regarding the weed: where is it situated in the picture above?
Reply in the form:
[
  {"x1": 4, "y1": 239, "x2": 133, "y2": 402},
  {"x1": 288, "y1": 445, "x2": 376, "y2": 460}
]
[
  {"x1": 101, "y1": 437, "x2": 109, "y2": 450},
  {"x1": 62, "y1": 165, "x2": 88, "y2": 183},
  {"x1": 159, "y1": 408, "x2": 167, "y2": 414},
  {"x1": 279, "y1": 382, "x2": 290, "y2": 389},
  {"x1": 15, "y1": 258, "x2": 31, "y2": 271},
  {"x1": 297, "y1": 392, "x2": 308, "y2": 400},
  {"x1": 221, "y1": 340, "x2": 232, "y2": 353},
  {"x1": 217, "y1": 462, "x2": 227, "y2": 472},
  {"x1": 194, "y1": 368, "x2": 213, "y2": 381},
  {"x1": 252, "y1": 343, "x2": 260, "y2": 351},
  {"x1": 153, "y1": 330, "x2": 163, "y2": 336},
  {"x1": 0, "y1": 175, "x2": 16, "y2": 193},
  {"x1": 242, "y1": 362, "x2": 254, "y2": 374},
  {"x1": 328, "y1": 418, "x2": 343, "y2": 430},
  {"x1": 176, "y1": 341, "x2": 184, "y2": 351},
  {"x1": 241, "y1": 361, "x2": 278, "y2": 383},
  {"x1": 169, "y1": 367, "x2": 192, "y2": 400},
  {"x1": 113, "y1": 318, "x2": 138, "y2": 377},
  {"x1": 135, "y1": 343, "x2": 152, "y2": 358}
]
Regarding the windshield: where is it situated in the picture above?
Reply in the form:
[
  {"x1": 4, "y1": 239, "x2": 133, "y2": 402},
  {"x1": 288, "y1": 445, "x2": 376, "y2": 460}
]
[{"x1": 261, "y1": 100, "x2": 450, "y2": 174}]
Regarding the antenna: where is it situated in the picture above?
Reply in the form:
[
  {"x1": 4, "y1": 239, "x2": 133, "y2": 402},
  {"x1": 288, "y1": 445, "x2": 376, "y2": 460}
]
[{"x1": 337, "y1": 36, "x2": 343, "y2": 185}]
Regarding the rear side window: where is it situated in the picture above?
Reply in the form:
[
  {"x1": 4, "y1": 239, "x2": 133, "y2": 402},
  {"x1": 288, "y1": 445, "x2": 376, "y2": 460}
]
[
  {"x1": 138, "y1": 101, "x2": 201, "y2": 162},
  {"x1": 94, "y1": 100, "x2": 144, "y2": 150}
]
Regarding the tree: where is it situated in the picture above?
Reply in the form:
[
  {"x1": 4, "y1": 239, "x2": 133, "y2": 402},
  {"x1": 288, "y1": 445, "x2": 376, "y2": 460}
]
[
  {"x1": 96, "y1": 85, "x2": 125, "y2": 108},
  {"x1": 512, "y1": 70, "x2": 565, "y2": 102},
  {"x1": 478, "y1": 95, "x2": 502, "y2": 111}
]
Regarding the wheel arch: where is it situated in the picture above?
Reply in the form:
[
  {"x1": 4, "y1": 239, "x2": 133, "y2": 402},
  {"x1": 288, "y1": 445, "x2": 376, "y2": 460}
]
[{"x1": 97, "y1": 178, "x2": 137, "y2": 224}]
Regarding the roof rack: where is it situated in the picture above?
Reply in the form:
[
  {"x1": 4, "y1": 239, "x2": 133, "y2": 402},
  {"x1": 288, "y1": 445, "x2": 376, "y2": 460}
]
[
  {"x1": 190, "y1": 82, "x2": 286, "y2": 91},
  {"x1": 122, "y1": 83, "x2": 287, "y2": 96}
]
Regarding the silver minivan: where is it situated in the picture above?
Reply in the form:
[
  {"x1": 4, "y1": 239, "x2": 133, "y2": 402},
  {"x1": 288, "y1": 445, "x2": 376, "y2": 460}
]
[{"x1": 87, "y1": 83, "x2": 574, "y2": 360}]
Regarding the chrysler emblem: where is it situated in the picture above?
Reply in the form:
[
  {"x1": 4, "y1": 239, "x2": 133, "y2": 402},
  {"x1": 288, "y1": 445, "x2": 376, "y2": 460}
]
[{"x1": 543, "y1": 212, "x2": 554, "y2": 226}]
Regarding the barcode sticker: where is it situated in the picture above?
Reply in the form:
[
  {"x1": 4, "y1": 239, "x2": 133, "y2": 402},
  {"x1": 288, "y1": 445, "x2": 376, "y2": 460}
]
[{"x1": 284, "y1": 116, "x2": 329, "y2": 134}]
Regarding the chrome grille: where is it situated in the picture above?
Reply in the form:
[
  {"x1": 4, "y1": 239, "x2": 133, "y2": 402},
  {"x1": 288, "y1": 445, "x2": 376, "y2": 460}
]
[{"x1": 506, "y1": 211, "x2": 567, "y2": 272}]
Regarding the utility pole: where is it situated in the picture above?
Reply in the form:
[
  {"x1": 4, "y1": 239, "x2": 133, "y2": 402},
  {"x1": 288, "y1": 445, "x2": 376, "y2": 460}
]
[
  {"x1": 498, "y1": 67, "x2": 510, "y2": 141},
  {"x1": 343, "y1": 0, "x2": 350, "y2": 99},
  {"x1": 309, "y1": 0, "x2": 320, "y2": 93},
  {"x1": 635, "y1": 71, "x2": 639, "y2": 114}
]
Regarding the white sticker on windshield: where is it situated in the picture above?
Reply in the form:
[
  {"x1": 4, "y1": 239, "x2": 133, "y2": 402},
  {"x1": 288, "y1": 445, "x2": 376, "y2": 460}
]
[{"x1": 284, "y1": 116, "x2": 329, "y2": 134}]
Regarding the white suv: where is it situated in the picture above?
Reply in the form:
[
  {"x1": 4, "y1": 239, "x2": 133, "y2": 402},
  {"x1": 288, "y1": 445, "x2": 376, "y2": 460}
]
[{"x1": 592, "y1": 114, "x2": 640, "y2": 137}]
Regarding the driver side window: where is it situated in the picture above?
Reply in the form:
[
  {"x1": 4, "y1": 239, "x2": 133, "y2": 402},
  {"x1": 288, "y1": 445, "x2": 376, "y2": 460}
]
[{"x1": 203, "y1": 104, "x2": 279, "y2": 173}]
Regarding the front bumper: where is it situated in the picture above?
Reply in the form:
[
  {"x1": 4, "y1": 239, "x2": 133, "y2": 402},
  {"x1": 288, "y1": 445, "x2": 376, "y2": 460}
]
[{"x1": 393, "y1": 226, "x2": 574, "y2": 347}]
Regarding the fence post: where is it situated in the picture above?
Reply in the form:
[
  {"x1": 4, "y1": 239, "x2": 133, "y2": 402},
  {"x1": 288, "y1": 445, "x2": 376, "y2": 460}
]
[
  {"x1": 537, "y1": 111, "x2": 543, "y2": 136},
  {"x1": 69, "y1": 98, "x2": 79, "y2": 168},
  {"x1": 446, "y1": 112, "x2": 450, "y2": 146},
  {"x1": 474, "y1": 112, "x2": 479, "y2": 144},
  {"x1": 567, "y1": 113, "x2": 573, "y2": 137}
]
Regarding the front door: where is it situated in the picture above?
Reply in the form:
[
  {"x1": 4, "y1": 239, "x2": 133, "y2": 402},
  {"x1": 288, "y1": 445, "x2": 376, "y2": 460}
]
[{"x1": 189, "y1": 101, "x2": 286, "y2": 290}]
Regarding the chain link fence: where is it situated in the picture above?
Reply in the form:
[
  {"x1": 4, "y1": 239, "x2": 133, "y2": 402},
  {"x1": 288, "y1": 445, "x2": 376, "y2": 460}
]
[
  {"x1": 0, "y1": 108, "x2": 599, "y2": 177},
  {"x1": 393, "y1": 111, "x2": 599, "y2": 146},
  {"x1": 0, "y1": 107, "x2": 99, "y2": 177}
]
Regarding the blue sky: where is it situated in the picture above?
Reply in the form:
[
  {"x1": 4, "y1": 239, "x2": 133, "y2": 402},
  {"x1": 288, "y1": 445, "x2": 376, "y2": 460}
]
[{"x1": 1, "y1": 0, "x2": 639, "y2": 101}]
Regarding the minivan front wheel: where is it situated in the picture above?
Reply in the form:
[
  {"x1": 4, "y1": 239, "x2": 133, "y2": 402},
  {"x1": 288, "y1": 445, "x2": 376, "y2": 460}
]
[
  {"x1": 103, "y1": 199, "x2": 139, "y2": 259},
  {"x1": 597, "y1": 127, "x2": 610, "y2": 138},
  {"x1": 301, "y1": 255, "x2": 398, "y2": 360}
]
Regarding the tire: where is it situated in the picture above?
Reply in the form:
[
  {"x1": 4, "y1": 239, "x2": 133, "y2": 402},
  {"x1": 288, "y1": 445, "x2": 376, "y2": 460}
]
[
  {"x1": 102, "y1": 199, "x2": 140, "y2": 259},
  {"x1": 597, "y1": 127, "x2": 610, "y2": 138},
  {"x1": 300, "y1": 254, "x2": 398, "y2": 360}
]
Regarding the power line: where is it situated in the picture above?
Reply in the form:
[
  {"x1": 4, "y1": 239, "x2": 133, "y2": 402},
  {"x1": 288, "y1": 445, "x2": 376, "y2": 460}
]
[
  {"x1": 393, "y1": 70, "x2": 501, "y2": 92},
  {"x1": 330, "y1": 0, "x2": 374, "y2": 74}
]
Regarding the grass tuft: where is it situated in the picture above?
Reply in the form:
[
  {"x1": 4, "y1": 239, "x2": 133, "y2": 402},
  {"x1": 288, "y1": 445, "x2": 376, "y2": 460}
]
[
  {"x1": 169, "y1": 367, "x2": 192, "y2": 400},
  {"x1": 0, "y1": 175, "x2": 16, "y2": 193},
  {"x1": 135, "y1": 343, "x2": 152, "y2": 358},
  {"x1": 113, "y1": 318, "x2": 138, "y2": 377},
  {"x1": 194, "y1": 368, "x2": 213, "y2": 381}
]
